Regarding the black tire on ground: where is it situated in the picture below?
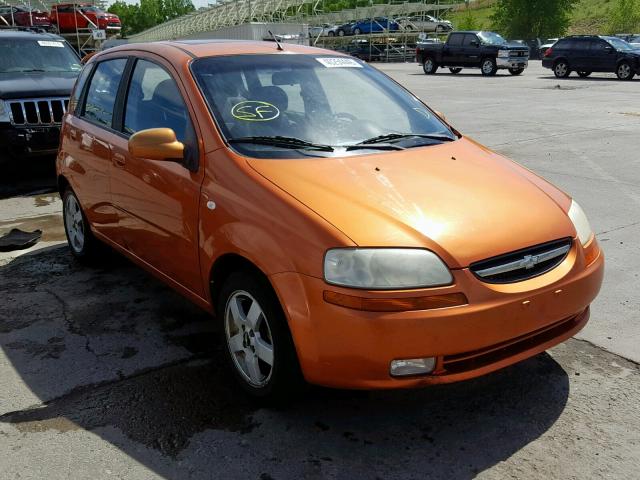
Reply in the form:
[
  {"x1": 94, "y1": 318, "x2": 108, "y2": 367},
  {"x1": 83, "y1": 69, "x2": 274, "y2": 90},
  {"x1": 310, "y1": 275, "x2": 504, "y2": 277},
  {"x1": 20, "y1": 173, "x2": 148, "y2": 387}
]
[
  {"x1": 577, "y1": 71, "x2": 592, "y2": 78},
  {"x1": 423, "y1": 57, "x2": 438, "y2": 74},
  {"x1": 338, "y1": 29, "x2": 345, "y2": 36},
  {"x1": 480, "y1": 57, "x2": 498, "y2": 76},
  {"x1": 353, "y1": 28, "x2": 361, "y2": 35},
  {"x1": 449, "y1": 67, "x2": 462, "y2": 74},
  {"x1": 616, "y1": 61, "x2": 634, "y2": 81},
  {"x1": 217, "y1": 270, "x2": 303, "y2": 400},
  {"x1": 62, "y1": 188, "x2": 102, "y2": 263},
  {"x1": 509, "y1": 67, "x2": 525, "y2": 75},
  {"x1": 328, "y1": 31, "x2": 334, "y2": 37},
  {"x1": 553, "y1": 60, "x2": 571, "y2": 78}
]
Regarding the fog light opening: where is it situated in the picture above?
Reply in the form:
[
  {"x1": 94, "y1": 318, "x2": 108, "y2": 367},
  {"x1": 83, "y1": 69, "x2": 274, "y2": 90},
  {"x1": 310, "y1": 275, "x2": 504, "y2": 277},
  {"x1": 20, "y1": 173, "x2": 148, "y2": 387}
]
[{"x1": 390, "y1": 357, "x2": 436, "y2": 377}]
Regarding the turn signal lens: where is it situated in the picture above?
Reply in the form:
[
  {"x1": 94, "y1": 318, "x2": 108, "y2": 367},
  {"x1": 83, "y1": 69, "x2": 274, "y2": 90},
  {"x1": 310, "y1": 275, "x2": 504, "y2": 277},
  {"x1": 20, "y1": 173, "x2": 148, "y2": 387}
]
[
  {"x1": 583, "y1": 238, "x2": 601, "y2": 266},
  {"x1": 323, "y1": 291, "x2": 468, "y2": 312}
]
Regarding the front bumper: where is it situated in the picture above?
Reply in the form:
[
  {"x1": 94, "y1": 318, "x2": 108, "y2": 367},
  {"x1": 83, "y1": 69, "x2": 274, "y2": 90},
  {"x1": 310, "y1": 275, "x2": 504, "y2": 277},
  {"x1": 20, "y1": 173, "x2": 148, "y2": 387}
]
[
  {"x1": 497, "y1": 57, "x2": 528, "y2": 69},
  {"x1": 270, "y1": 239, "x2": 604, "y2": 389},
  {"x1": 0, "y1": 123, "x2": 61, "y2": 157}
]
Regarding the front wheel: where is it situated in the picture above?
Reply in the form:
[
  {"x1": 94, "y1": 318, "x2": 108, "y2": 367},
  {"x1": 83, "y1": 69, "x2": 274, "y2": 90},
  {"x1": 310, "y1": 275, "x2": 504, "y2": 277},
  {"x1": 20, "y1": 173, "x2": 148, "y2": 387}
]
[
  {"x1": 423, "y1": 57, "x2": 438, "y2": 74},
  {"x1": 577, "y1": 71, "x2": 591, "y2": 78},
  {"x1": 508, "y1": 67, "x2": 524, "y2": 75},
  {"x1": 449, "y1": 67, "x2": 462, "y2": 74},
  {"x1": 480, "y1": 58, "x2": 497, "y2": 76},
  {"x1": 219, "y1": 271, "x2": 302, "y2": 399},
  {"x1": 338, "y1": 29, "x2": 345, "y2": 37},
  {"x1": 553, "y1": 60, "x2": 570, "y2": 78},
  {"x1": 353, "y1": 27, "x2": 362, "y2": 35},
  {"x1": 328, "y1": 31, "x2": 335, "y2": 37},
  {"x1": 616, "y1": 62, "x2": 634, "y2": 81}
]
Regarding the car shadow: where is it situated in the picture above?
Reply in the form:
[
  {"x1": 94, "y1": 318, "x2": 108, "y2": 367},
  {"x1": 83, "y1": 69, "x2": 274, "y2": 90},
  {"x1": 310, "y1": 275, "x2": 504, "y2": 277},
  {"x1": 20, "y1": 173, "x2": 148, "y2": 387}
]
[
  {"x1": 408, "y1": 72, "x2": 525, "y2": 78},
  {"x1": 537, "y1": 75, "x2": 640, "y2": 82},
  {"x1": 0, "y1": 153, "x2": 57, "y2": 200},
  {"x1": 0, "y1": 246, "x2": 570, "y2": 479}
]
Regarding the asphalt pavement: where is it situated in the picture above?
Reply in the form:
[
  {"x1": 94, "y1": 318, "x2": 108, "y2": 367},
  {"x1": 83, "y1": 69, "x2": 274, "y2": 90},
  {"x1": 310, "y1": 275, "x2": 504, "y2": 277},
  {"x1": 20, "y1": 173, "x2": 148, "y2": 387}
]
[{"x1": 0, "y1": 61, "x2": 639, "y2": 479}]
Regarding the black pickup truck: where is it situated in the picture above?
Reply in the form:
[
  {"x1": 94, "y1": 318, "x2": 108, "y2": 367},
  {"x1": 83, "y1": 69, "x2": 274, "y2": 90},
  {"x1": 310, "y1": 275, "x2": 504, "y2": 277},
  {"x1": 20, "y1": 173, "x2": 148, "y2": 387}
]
[
  {"x1": 416, "y1": 31, "x2": 530, "y2": 76},
  {"x1": 0, "y1": 29, "x2": 81, "y2": 163}
]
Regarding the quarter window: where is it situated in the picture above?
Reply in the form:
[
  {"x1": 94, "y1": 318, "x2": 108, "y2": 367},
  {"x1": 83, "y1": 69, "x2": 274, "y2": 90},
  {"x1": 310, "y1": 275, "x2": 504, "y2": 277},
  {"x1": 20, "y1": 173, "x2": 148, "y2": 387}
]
[
  {"x1": 123, "y1": 59, "x2": 193, "y2": 143},
  {"x1": 82, "y1": 58, "x2": 126, "y2": 128}
]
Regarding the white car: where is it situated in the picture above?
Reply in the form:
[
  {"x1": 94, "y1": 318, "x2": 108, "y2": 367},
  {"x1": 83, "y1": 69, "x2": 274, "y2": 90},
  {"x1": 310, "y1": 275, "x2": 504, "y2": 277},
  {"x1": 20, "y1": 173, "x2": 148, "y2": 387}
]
[
  {"x1": 396, "y1": 15, "x2": 452, "y2": 33},
  {"x1": 309, "y1": 23, "x2": 337, "y2": 38}
]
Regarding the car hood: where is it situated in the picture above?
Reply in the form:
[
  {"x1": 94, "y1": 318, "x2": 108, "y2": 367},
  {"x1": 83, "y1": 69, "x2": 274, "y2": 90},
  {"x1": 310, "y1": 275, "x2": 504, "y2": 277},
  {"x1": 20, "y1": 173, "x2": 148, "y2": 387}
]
[
  {"x1": 248, "y1": 137, "x2": 574, "y2": 268},
  {"x1": 0, "y1": 71, "x2": 78, "y2": 99}
]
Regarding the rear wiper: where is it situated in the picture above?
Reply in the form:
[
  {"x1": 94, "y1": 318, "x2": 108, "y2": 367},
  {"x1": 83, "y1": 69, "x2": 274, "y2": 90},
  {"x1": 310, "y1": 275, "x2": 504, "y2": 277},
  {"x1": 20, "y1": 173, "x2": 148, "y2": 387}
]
[
  {"x1": 357, "y1": 133, "x2": 456, "y2": 145},
  {"x1": 229, "y1": 135, "x2": 333, "y2": 152}
]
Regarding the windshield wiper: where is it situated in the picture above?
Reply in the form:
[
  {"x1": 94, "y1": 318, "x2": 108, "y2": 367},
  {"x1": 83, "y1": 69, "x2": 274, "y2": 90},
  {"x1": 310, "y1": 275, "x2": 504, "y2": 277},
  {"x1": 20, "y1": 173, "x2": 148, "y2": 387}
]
[
  {"x1": 229, "y1": 135, "x2": 334, "y2": 152},
  {"x1": 20, "y1": 69, "x2": 46, "y2": 73},
  {"x1": 345, "y1": 143, "x2": 405, "y2": 151},
  {"x1": 357, "y1": 133, "x2": 456, "y2": 145}
]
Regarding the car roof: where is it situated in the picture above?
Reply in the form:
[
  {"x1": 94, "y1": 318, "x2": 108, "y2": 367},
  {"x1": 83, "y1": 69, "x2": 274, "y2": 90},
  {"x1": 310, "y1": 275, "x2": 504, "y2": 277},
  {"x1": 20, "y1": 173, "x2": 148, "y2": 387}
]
[
  {"x1": 0, "y1": 29, "x2": 65, "y2": 41},
  {"x1": 96, "y1": 40, "x2": 346, "y2": 62}
]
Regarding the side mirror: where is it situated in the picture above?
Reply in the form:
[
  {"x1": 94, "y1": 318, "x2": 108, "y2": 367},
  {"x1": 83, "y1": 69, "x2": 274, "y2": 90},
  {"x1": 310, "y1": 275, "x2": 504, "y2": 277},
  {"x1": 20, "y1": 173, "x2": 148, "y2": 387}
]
[
  {"x1": 128, "y1": 128, "x2": 184, "y2": 162},
  {"x1": 470, "y1": 40, "x2": 479, "y2": 47}
]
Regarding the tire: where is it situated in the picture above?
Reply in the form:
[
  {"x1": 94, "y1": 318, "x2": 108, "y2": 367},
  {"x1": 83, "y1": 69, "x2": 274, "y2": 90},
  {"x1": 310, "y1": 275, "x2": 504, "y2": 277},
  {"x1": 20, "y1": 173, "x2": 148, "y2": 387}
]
[
  {"x1": 423, "y1": 57, "x2": 438, "y2": 74},
  {"x1": 338, "y1": 29, "x2": 345, "y2": 37},
  {"x1": 353, "y1": 28, "x2": 362, "y2": 35},
  {"x1": 508, "y1": 67, "x2": 524, "y2": 75},
  {"x1": 218, "y1": 271, "x2": 302, "y2": 399},
  {"x1": 577, "y1": 71, "x2": 591, "y2": 78},
  {"x1": 62, "y1": 188, "x2": 102, "y2": 263},
  {"x1": 553, "y1": 60, "x2": 570, "y2": 78},
  {"x1": 328, "y1": 31, "x2": 335, "y2": 37},
  {"x1": 480, "y1": 58, "x2": 497, "y2": 76},
  {"x1": 449, "y1": 67, "x2": 462, "y2": 74},
  {"x1": 616, "y1": 61, "x2": 634, "y2": 81}
]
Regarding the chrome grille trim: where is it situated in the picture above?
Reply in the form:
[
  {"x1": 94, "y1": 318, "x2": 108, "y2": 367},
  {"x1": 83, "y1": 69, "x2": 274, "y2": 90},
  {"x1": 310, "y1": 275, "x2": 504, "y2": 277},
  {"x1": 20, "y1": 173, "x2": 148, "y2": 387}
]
[
  {"x1": 8, "y1": 97, "x2": 70, "y2": 126},
  {"x1": 470, "y1": 238, "x2": 573, "y2": 284}
]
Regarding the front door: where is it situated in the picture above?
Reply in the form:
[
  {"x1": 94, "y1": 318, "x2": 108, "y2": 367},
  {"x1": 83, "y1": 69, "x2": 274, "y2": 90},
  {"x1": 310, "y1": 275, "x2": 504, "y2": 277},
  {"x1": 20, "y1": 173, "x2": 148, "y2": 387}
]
[
  {"x1": 461, "y1": 33, "x2": 481, "y2": 66},
  {"x1": 588, "y1": 39, "x2": 616, "y2": 72},
  {"x1": 109, "y1": 57, "x2": 205, "y2": 296}
]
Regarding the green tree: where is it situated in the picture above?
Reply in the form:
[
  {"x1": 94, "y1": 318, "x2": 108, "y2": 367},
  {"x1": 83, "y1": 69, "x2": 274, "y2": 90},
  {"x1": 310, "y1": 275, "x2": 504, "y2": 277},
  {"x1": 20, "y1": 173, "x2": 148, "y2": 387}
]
[
  {"x1": 607, "y1": 0, "x2": 640, "y2": 34},
  {"x1": 491, "y1": 0, "x2": 577, "y2": 39},
  {"x1": 108, "y1": 0, "x2": 195, "y2": 36},
  {"x1": 458, "y1": 8, "x2": 480, "y2": 31}
]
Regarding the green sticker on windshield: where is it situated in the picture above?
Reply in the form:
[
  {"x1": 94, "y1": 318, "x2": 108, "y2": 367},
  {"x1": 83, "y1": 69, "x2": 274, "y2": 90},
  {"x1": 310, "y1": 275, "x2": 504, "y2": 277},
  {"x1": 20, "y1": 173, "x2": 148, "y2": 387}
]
[{"x1": 231, "y1": 101, "x2": 280, "y2": 121}]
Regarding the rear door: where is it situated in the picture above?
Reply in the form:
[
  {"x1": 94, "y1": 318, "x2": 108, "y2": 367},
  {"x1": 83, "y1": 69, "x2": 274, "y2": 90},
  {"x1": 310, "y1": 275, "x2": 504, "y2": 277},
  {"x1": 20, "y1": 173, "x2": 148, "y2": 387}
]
[
  {"x1": 443, "y1": 32, "x2": 464, "y2": 64},
  {"x1": 108, "y1": 55, "x2": 205, "y2": 296},
  {"x1": 64, "y1": 57, "x2": 127, "y2": 236}
]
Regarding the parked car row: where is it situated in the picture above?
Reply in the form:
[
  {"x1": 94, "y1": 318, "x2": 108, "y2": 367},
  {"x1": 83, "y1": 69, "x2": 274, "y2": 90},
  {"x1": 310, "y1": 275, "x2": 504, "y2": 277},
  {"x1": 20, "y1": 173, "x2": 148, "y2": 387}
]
[
  {"x1": 311, "y1": 15, "x2": 452, "y2": 38},
  {"x1": 0, "y1": 3, "x2": 120, "y2": 33}
]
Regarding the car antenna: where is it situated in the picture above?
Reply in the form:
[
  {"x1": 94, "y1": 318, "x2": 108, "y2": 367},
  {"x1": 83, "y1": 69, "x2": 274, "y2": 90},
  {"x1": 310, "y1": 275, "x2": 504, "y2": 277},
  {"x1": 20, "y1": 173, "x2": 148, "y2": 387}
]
[{"x1": 268, "y1": 30, "x2": 284, "y2": 51}]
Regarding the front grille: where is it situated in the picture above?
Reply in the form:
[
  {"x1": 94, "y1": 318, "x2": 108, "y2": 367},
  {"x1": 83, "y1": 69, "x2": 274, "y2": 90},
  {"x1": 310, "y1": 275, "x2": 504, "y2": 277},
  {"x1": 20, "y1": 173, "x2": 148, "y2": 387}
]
[
  {"x1": 470, "y1": 238, "x2": 572, "y2": 284},
  {"x1": 8, "y1": 98, "x2": 69, "y2": 126},
  {"x1": 509, "y1": 50, "x2": 528, "y2": 57}
]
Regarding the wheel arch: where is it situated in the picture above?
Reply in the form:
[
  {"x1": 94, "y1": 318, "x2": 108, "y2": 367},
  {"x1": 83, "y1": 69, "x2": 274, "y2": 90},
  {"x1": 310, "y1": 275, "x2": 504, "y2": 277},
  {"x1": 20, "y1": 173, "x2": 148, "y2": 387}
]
[{"x1": 57, "y1": 174, "x2": 70, "y2": 197}]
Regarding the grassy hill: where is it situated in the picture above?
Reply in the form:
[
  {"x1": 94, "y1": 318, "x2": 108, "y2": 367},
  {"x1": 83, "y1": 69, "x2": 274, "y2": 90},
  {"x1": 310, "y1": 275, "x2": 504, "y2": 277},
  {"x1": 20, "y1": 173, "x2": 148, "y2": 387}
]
[{"x1": 444, "y1": 0, "x2": 633, "y2": 36}]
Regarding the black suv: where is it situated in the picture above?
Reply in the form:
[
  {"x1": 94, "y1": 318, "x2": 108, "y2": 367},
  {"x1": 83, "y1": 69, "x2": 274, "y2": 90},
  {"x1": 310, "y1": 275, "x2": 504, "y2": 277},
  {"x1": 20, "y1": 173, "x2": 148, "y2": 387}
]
[
  {"x1": 0, "y1": 29, "x2": 81, "y2": 161},
  {"x1": 542, "y1": 35, "x2": 640, "y2": 80}
]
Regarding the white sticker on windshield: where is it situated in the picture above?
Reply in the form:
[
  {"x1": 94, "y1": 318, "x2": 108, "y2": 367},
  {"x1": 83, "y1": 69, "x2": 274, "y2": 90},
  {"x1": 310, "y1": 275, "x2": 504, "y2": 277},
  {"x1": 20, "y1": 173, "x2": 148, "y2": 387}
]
[
  {"x1": 37, "y1": 41, "x2": 65, "y2": 48},
  {"x1": 316, "y1": 57, "x2": 363, "y2": 68}
]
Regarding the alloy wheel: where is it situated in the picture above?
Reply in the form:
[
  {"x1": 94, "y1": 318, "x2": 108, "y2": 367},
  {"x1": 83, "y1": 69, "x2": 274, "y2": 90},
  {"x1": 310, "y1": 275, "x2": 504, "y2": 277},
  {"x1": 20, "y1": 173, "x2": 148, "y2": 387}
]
[
  {"x1": 64, "y1": 194, "x2": 85, "y2": 254},
  {"x1": 617, "y1": 63, "x2": 632, "y2": 80},
  {"x1": 482, "y1": 59, "x2": 494, "y2": 75},
  {"x1": 224, "y1": 290, "x2": 275, "y2": 387},
  {"x1": 555, "y1": 62, "x2": 568, "y2": 77}
]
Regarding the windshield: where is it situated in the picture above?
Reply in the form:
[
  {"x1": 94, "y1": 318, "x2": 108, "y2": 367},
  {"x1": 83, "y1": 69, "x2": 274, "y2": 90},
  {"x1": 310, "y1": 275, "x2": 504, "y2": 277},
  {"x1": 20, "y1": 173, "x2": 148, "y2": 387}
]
[
  {"x1": 478, "y1": 31, "x2": 507, "y2": 46},
  {"x1": 81, "y1": 6, "x2": 104, "y2": 13},
  {"x1": 191, "y1": 54, "x2": 456, "y2": 158},
  {"x1": 604, "y1": 37, "x2": 634, "y2": 51},
  {"x1": 0, "y1": 39, "x2": 81, "y2": 73}
]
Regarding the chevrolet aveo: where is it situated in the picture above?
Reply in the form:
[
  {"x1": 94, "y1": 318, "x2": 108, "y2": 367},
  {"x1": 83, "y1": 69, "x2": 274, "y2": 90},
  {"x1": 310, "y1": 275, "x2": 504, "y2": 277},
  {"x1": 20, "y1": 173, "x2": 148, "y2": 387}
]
[{"x1": 57, "y1": 40, "x2": 604, "y2": 397}]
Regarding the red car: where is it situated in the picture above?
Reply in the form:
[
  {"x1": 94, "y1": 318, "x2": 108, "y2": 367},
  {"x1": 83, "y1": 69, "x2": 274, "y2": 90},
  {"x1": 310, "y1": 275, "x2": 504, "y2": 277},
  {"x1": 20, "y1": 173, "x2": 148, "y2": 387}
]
[
  {"x1": 50, "y1": 3, "x2": 121, "y2": 33},
  {"x1": 0, "y1": 5, "x2": 52, "y2": 30}
]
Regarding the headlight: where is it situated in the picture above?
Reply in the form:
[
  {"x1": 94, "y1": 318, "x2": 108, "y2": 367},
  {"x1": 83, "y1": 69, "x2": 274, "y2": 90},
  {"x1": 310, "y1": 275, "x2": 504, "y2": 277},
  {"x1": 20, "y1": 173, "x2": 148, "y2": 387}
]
[
  {"x1": 568, "y1": 200, "x2": 594, "y2": 246},
  {"x1": 324, "y1": 248, "x2": 452, "y2": 289},
  {"x1": 0, "y1": 100, "x2": 10, "y2": 123},
  {"x1": 497, "y1": 50, "x2": 510, "y2": 58}
]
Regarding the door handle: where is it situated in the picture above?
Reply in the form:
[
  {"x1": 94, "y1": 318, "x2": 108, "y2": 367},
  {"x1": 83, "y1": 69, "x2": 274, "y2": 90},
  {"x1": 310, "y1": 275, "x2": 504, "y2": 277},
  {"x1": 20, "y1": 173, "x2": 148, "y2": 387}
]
[{"x1": 112, "y1": 152, "x2": 126, "y2": 167}]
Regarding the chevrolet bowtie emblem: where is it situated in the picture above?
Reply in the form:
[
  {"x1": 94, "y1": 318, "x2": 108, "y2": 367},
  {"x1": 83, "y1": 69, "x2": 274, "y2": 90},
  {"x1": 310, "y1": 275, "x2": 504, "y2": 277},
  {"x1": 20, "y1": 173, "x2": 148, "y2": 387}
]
[{"x1": 520, "y1": 254, "x2": 539, "y2": 270}]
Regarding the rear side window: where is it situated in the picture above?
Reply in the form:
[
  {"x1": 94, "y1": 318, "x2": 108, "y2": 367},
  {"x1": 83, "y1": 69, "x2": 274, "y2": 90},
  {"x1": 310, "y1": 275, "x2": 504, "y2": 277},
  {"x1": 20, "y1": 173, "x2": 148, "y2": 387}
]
[
  {"x1": 82, "y1": 58, "x2": 126, "y2": 128},
  {"x1": 122, "y1": 59, "x2": 194, "y2": 143},
  {"x1": 555, "y1": 39, "x2": 574, "y2": 49},
  {"x1": 448, "y1": 33, "x2": 463, "y2": 46}
]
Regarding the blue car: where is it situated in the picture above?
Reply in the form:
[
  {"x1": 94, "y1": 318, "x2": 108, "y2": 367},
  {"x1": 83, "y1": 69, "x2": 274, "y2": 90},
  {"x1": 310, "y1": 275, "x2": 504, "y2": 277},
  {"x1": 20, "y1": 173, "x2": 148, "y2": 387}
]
[{"x1": 351, "y1": 17, "x2": 399, "y2": 35}]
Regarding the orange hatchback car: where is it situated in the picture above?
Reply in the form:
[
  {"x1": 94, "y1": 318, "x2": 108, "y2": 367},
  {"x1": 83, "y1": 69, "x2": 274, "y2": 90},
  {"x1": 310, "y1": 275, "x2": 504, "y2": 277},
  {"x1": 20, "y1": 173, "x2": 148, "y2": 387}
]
[{"x1": 57, "y1": 40, "x2": 604, "y2": 397}]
